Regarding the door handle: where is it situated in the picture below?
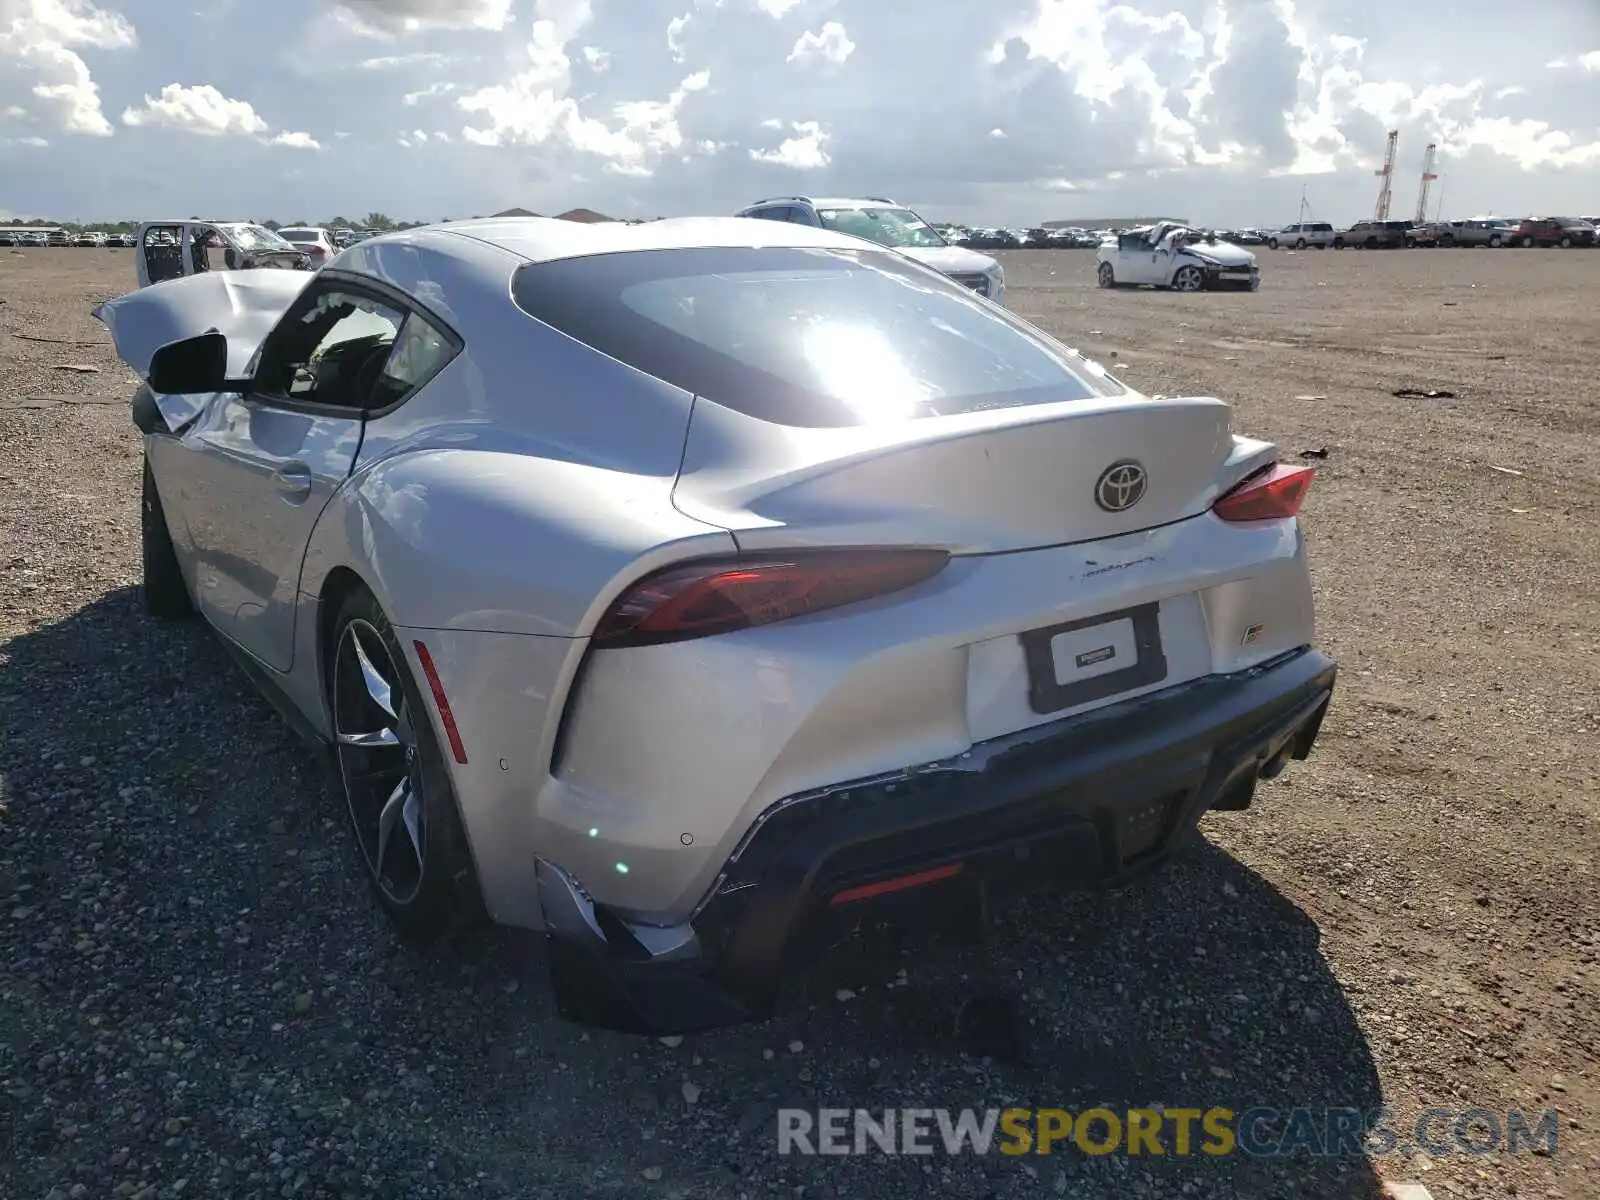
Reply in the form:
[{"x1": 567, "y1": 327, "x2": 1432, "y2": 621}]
[{"x1": 275, "y1": 462, "x2": 312, "y2": 492}]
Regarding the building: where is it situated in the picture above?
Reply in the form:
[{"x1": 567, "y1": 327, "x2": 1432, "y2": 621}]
[
  {"x1": 490, "y1": 207, "x2": 542, "y2": 218},
  {"x1": 555, "y1": 207, "x2": 613, "y2": 223},
  {"x1": 1042, "y1": 216, "x2": 1186, "y2": 230}
]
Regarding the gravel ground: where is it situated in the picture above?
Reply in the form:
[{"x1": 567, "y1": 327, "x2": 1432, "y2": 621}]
[{"x1": 1, "y1": 245, "x2": 1596, "y2": 1200}]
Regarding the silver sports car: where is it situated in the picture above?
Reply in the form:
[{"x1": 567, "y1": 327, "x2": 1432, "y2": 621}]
[{"x1": 95, "y1": 217, "x2": 1337, "y2": 1033}]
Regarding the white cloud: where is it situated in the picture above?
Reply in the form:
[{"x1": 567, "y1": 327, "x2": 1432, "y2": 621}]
[
  {"x1": 121, "y1": 84, "x2": 269, "y2": 136},
  {"x1": 581, "y1": 45, "x2": 611, "y2": 69},
  {"x1": 1547, "y1": 51, "x2": 1600, "y2": 71},
  {"x1": 1444, "y1": 118, "x2": 1600, "y2": 170},
  {"x1": 333, "y1": 0, "x2": 513, "y2": 37},
  {"x1": 398, "y1": 128, "x2": 453, "y2": 147},
  {"x1": 667, "y1": 13, "x2": 690, "y2": 61},
  {"x1": 787, "y1": 22, "x2": 853, "y2": 66},
  {"x1": 269, "y1": 130, "x2": 321, "y2": 150},
  {"x1": 754, "y1": 0, "x2": 801, "y2": 16},
  {"x1": 403, "y1": 81, "x2": 459, "y2": 106},
  {"x1": 749, "y1": 119, "x2": 828, "y2": 168},
  {"x1": 357, "y1": 51, "x2": 454, "y2": 69},
  {"x1": 458, "y1": 2, "x2": 715, "y2": 177},
  {"x1": 0, "y1": 0, "x2": 136, "y2": 137}
]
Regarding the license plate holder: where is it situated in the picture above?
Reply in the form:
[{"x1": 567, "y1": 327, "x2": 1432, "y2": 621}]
[{"x1": 1020, "y1": 601, "x2": 1168, "y2": 715}]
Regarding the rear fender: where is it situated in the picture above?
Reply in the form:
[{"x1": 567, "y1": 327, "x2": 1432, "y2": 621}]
[{"x1": 297, "y1": 447, "x2": 738, "y2": 639}]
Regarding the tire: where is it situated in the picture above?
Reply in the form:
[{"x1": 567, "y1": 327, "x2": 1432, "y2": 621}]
[
  {"x1": 141, "y1": 459, "x2": 193, "y2": 618},
  {"x1": 1333, "y1": 239, "x2": 1345, "y2": 249},
  {"x1": 1294, "y1": 238, "x2": 1307, "y2": 249},
  {"x1": 1097, "y1": 261, "x2": 1116, "y2": 289},
  {"x1": 327, "y1": 585, "x2": 486, "y2": 942},
  {"x1": 1440, "y1": 235, "x2": 1456, "y2": 247},
  {"x1": 1489, "y1": 236, "x2": 1502, "y2": 247},
  {"x1": 1365, "y1": 238, "x2": 1378, "y2": 249},
  {"x1": 1267, "y1": 238, "x2": 1280, "y2": 250},
  {"x1": 1521, "y1": 237, "x2": 1534, "y2": 248},
  {"x1": 1560, "y1": 236, "x2": 1573, "y2": 248},
  {"x1": 1170, "y1": 265, "x2": 1204, "y2": 292}
]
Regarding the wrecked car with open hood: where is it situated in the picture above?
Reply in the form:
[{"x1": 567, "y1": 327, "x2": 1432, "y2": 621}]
[{"x1": 1097, "y1": 222, "x2": 1262, "y2": 292}]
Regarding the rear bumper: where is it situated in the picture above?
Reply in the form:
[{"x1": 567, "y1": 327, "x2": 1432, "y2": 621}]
[{"x1": 539, "y1": 646, "x2": 1337, "y2": 1034}]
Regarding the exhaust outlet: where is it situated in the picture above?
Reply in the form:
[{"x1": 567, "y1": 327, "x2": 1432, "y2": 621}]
[{"x1": 1258, "y1": 745, "x2": 1292, "y2": 780}]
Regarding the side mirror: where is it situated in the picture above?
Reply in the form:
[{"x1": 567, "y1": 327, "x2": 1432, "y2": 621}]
[{"x1": 148, "y1": 331, "x2": 229, "y2": 395}]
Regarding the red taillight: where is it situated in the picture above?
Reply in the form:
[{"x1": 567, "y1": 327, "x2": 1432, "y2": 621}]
[
  {"x1": 1212, "y1": 462, "x2": 1316, "y2": 522},
  {"x1": 591, "y1": 548, "x2": 951, "y2": 648}
]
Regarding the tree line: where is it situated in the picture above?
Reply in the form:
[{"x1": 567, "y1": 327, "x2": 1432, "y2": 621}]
[{"x1": 1, "y1": 213, "x2": 461, "y2": 233}]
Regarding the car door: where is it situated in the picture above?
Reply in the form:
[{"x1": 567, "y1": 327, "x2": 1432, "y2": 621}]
[
  {"x1": 176, "y1": 278, "x2": 409, "y2": 671},
  {"x1": 1114, "y1": 234, "x2": 1155, "y2": 284},
  {"x1": 139, "y1": 224, "x2": 185, "y2": 286}
]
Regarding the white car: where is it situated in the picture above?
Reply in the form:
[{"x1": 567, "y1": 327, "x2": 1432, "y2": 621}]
[
  {"x1": 1267, "y1": 222, "x2": 1337, "y2": 250},
  {"x1": 736, "y1": 196, "x2": 1006, "y2": 305},
  {"x1": 94, "y1": 215, "x2": 1333, "y2": 1033},
  {"x1": 276, "y1": 226, "x2": 338, "y2": 268},
  {"x1": 1097, "y1": 223, "x2": 1261, "y2": 292}
]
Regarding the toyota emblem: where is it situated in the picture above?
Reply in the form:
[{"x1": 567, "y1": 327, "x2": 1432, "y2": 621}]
[{"x1": 1094, "y1": 461, "x2": 1147, "y2": 512}]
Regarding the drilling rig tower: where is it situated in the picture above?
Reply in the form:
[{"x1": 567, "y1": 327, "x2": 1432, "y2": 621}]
[
  {"x1": 1414, "y1": 143, "x2": 1440, "y2": 225},
  {"x1": 1373, "y1": 130, "x2": 1399, "y2": 221}
]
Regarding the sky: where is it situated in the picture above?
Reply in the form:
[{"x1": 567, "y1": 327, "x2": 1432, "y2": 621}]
[{"x1": 2, "y1": 0, "x2": 1599, "y2": 228}]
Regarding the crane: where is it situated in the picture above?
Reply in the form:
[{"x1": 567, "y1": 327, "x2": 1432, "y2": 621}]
[
  {"x1": 1414, "y1": 143, "x2": 1439, "y2": 225},
  {"x1": 1373, "y1": 130, "x2": 1399, "y2": 221}
]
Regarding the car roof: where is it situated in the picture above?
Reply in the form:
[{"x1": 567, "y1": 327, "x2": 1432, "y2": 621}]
[
  {"x1": 278, "y1": 226, "x2": 325, "y2": 232},
  {"x1": 401, "y1": 215, "x2": 878, "y2": 266}
]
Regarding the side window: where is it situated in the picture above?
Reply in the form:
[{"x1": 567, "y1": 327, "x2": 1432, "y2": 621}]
[
  {"x1": 254, "y1": 287, "x2": 407, "y2": 413},
  {"x1": 367, "y1": 312, "x2": 457, "y2": 410}
]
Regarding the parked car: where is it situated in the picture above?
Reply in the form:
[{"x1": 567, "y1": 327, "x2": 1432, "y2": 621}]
[
  {"x1": 1435, "y1": 219, "x2": 1518, "y2": 247},
  {"x1": 133, "y1": 220, "x2": 312, "y2": 287},
  {"x1": 1335, "y1": 220, "x2": 1411, "y2": 249},
  {"x1": 1404, "y1": 223, "x2": 1443, "y2": 248},
  {"x1": 736, "y1": 195, "x2": 1006, "y2": 305},
  {"x1": 1267, "y1": 222, "x2": 1337, "y2": 250},
  {"x1": 1506, "y1": 217, "x2": 1595, "y2": 247},
  {"x1": 92, "y1": 215, "x2": 1335, "y2": 1033},
  {"x1": 1096, "y1": 223, "x2": 1261, "y2": 291},
  {"x1": 276, "y1": 225, "x2": 338, "y2": 268}
]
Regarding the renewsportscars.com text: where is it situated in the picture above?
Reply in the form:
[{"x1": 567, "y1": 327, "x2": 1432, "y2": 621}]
[{"x1": 777, "y1": 1107, "x2": 1560, "y2": 1158}]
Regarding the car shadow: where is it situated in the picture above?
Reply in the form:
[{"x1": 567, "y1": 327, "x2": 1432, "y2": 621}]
[{"x1": 0, "y1": 587, "x2": 1384, "y2": 1200}]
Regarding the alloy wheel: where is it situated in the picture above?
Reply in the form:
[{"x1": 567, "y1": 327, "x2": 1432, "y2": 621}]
[
  {"x1": 1173, "y1": 267, "x2": 1203, "y2": 292},
  {"x1": 333, "y1": 620, "x2": 426, "y2": 905}
]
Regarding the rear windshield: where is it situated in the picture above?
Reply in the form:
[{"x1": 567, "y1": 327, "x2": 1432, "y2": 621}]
[
  {"x1": 279, "y1": 230, "x2": 317, "y2": 242},
  {"x1": 510, "y1": 246, "x2": 1123, "y2": 427}
]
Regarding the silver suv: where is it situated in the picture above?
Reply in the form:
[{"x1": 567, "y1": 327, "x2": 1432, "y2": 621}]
[
  {"x1": 735, "y1": 196, "x2": 1006, "y2": 305},
  {"x1": 1267, "y1": 222, "x2": 1337, "y2": 250}
]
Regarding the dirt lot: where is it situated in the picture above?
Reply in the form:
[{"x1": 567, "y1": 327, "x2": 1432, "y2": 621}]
[{"x1": 1, "y1": 245, "x2": 1596, "y2": 1200}]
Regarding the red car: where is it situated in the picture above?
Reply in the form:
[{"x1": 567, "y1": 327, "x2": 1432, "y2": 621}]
[{"x1": 1507, "y1": 218, "x2": 1596, "y2": 248}]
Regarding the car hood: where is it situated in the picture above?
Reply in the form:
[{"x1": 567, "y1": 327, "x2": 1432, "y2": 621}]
[
  {"x1": 900, "y1": 244, "x2": 999, "y2": 274},
  {"x1": 1180, "y1": 241, "x2": 1255, "y2": 266},
  {"x1": 92, "y1": 268, "x2": 313, "y2": 379}
]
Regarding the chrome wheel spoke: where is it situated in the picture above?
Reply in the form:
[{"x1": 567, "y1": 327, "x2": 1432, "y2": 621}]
[
  {"x1": 374, "y1": 778, "x2": 408, "y2": 882},
  {"x1": 351, "y1": 630, "x2": 396, "y2": 719}
]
